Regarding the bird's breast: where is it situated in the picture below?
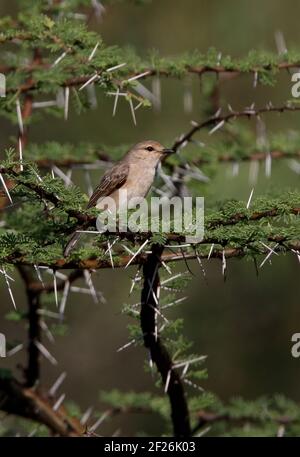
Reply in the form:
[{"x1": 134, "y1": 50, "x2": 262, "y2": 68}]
[{"x1": 124, "y1": 161, "x2": 156, "y2": 199}]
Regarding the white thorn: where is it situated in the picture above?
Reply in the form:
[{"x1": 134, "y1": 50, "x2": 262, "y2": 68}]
[
  {"x1": 164, "y1": 369, "x2": 172, "y2": 393},
  {"x1": 52, "y1": 51, "x2": 67, "y2": 67},
  {"x1": 52, "y1": 270, "x2": 58, "y2": 307},
  {"x1": 2, "y1": 268, "x2": 16, "y2": 309},
  {"x1": 125, "y1": 239, "x2": 149, "y2": 268},
  {"x1": 106, "y1": 62, "x2": 127, "y2": 73},
  {"x1": 128, "y1": 98, "x2": 137, "y2": 126},
  {"x1": 116, "y1": 339, "x2": 136, "y2": 352},
  {"x1": 49, "y1": 372, "x2": 67, "y2": 396},
  {"x1": 127, "y1": 71, "x2": 150, "y2": 83},
  {"x1": 253, "y1": 71, "x2": 258, "y2": 88},
  {"x1": 222, "y1": 249, "x2": 226, "y2": 276},
  {"x1": 88, "y1": 41, "x2": 100, "y2": 61},
  {"x1": 81, "y1": 406, "x2": 94, "y2": 425},
  {"x1": 265, "y1": 153, "x2": 272, "y2": 177},
  {"x1": 34, "y1": 265, "x2": 44, "y2": 287},
  {"x1": 53, "y1": 393, "x2": 66, "y2": 411},
  {"x1": 16, "y1": 99, "x2": 24, "y2": 134},
  {"x1": 209, "y1": 120, "x2": 225, "y2": 135},
  {"x1": 112, "y1": 88, "x2": 120, "y2": 117},
  {"x1": 59, "y1": 280, "x2": 70, "y2": 315},
  {"x1": 246, "y1": 188, "x2": 254, "y2": 209},
  {"x1": 259, "y1": 243, "x2": 279, "y2": 268},
  {"x1": 83, "y1": 270, "x2": 99, "y2": 304},
  {"x1": 107, "y1": 240, "x2": 114, "y2": 269},
  {"x1": 35, "y1": 340, "x2": 58, "y2": 365},
  {"x1": 64, "y1": 86, "x2": 70, "y2": 120},
  {"x1": 6, "y1": 343, "x2": 23, "y2": 357},
  {"x1": 173, "y1": 355, "x2": 207, "y2": 369},
  {"x1": 90, "y1": 411, "x2": 110, "y2": 432},
  {"x1": 79, "y1": 73, "x2": 99, "y2": 91},
  {"x1": 0, "y1": 174, "x2": 13, "y2": 205},
  {"x1": 18, "y1": 138, "x2": 23, "y2": 171},
  {"x1": 208, "y1": 243, "x2": 214, "y2": 260}
]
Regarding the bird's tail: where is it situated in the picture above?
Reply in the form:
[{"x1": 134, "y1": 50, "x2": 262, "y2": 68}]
[{"x1": 63, "y1": 231, "x2": 82, "y2": 257}]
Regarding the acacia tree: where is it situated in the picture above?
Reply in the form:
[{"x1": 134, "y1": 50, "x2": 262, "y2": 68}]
[{"x1": 0, "y1": 0, "x2": 300, "y2": 437}]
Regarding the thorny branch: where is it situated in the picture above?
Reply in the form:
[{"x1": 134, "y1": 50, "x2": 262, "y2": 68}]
[
  {"x1": 1, "y1": 241, "x2": 300, "y2": 270},
  {"x1": 2, "y1": 60, "x2": 300, "y2": 96},
  {"x1": 0, "y1": 376, "x2": 83, "y2": 436},
  {"x1": 17, "y1": 266, "x2": 41, "y2": 388},
  {"x1": 192, "y1": 410, "x2": 300, "y2": 435},
  {"x1": 140, "y1": 244, "x2": 191, "y2": 437},
  {"x1": 172, "y1": 104, "x2": 300, "y2": 151}
]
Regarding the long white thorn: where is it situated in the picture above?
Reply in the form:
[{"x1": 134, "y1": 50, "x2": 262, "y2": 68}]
[
  {"x1": 52, "y1": 270, "x2": 58, "y2": 307},
  {"x1": 116, "y1": 339, "x2": 136, "y2": 352},
  {"x1": 35, "y1": 341, "x2": 58, "y2": 365},
  {"x1": 59, "y1": 280, "x2": 70, "y2": 315},
  {"x1": 90, "y1": 411, "x2": 110, "y2": 432},
  {"x1": 125, "y1": 239, "x2": 149, "y2": 269},
  {"x1": 112, "y1": 88, "x2": 120, "y2": 117},
  {"x1": 259, "y1": 243, "x2": 279, "y2": 268},
  {"x1": 53, "y1": 393, "x2": 66, "y2": 411},
  {"x1": 209, "y1": 120, "x2": 225, "y2": 135},
  {"x1": 106, "y1": 240, "x2": 114, "y2": 269},
  {"x1": 83, "y1": 270, "x2": 99, "y2": 304},
  {"x1": 106, "y1": 62, "x2": 126, "y2": 72},
  {"x1": 7, "y1": 343, "x2": 23, "y2": 357},
  {"x1": 129, "y1": 98, "x2": 137, "y2": 126},
  {"x1": 64, "y1": 86, "x2": 70, "y2": 120},
  {"x1": 0, "y1": 173, "x2": 13, "y2": 204},
  {"x1": 208, "y1": 243, "x2": 214, "y2": 260},
  {"x1": 173, "y1": 355, "x2": 207, "y2": 369},
  {"x1": 2, "y1": 268, "x2": 16, "y2": 309},
  {"x1": 49, "y1": 372, "x2": 67, "y2": 396},
  {"x1": 161, "y1": 296, "x2": 188, "y2": 310},
  {"x1": 40, "y1": 320, "x2": 55, "y2": 343},
  {"x1": 52, "y1": 51, "x2": 67, "y2": 67},
  {"x1": 222, "y1": 249, "x2": 226, "y2": 276},
  {"x1": 79, "y1": 73, "x2": 99, "y2": 91},
  {"x1": 81, "y1": 406, "x2": 94, "y2": 425},
  {"x1": 88, "y1": 41, "x2": 100, "y2": 61},
  {"x1": 127, "y1": 71, "x2": 150, "y2": 82},
  {"x1": 16, "y1": 99, "x2": 24, "y2": 134},
  {"x1": 164, "y1": 369, "x2": 172, "y2": 393},
  {"x1": 246, "y1": 188, "x2": 254, "y2": 209},
  {"x1": 18, "y1": 138, "x2": 23, "y2": 171},
  {"x1": 34, "y1": 265, "x2": 44, "y2": 287}
]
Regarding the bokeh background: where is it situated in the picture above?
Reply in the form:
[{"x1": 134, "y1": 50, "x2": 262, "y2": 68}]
[{"x1": 0, "y1": 0, "x2": 300, "y2": 436}]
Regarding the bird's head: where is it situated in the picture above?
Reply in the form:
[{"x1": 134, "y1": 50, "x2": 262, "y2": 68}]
[{"x1": 128, "y1": 140, "x2": 174, "y2": 162}]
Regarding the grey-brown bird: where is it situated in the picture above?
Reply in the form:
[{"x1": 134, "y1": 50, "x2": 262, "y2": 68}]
[{"x1": 63, "y1": 140, "x2": 174, "y2": 256}]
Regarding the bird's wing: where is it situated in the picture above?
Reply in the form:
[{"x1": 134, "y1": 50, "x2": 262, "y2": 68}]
[{"x1": 87, "y1": 161, "x2": 129, "y2": 209}]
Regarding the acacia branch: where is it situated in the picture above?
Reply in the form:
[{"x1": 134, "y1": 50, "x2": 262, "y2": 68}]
[
  {"x1": 0, "y1": 376, "x2": 83, "y2": 436},
  {"x1": 17, "y1": 266, "x2": 41, "y2": 388},
  {"x1": 192, "y1": 410, "x2": 300, "y2": 435},
  {"x1": 1, "y1": 240, "x2": 300, "y2": 270},
  {"x1": 140, "y1": 244, "x2": 191, "y2": 437},
  {"x1": 2, "y1": 60, "x2": 300, "y2": 95},
  {"x1": 172, "y1": 104, "x2": 300, "y2": 151}
]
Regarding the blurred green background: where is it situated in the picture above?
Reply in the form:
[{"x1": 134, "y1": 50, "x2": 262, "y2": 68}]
[{"x1": 0, "y1": 0, "x2": 300, "y2": 436}]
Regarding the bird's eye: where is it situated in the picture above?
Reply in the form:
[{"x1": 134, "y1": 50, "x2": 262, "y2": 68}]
[{"x1": 146, "y1": 146, "x2": 154, "y2": 152}]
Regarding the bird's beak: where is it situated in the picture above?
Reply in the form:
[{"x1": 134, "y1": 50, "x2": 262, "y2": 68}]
[{"x1": 162, "y1": 148, "x2": 175, "y2": 155}]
